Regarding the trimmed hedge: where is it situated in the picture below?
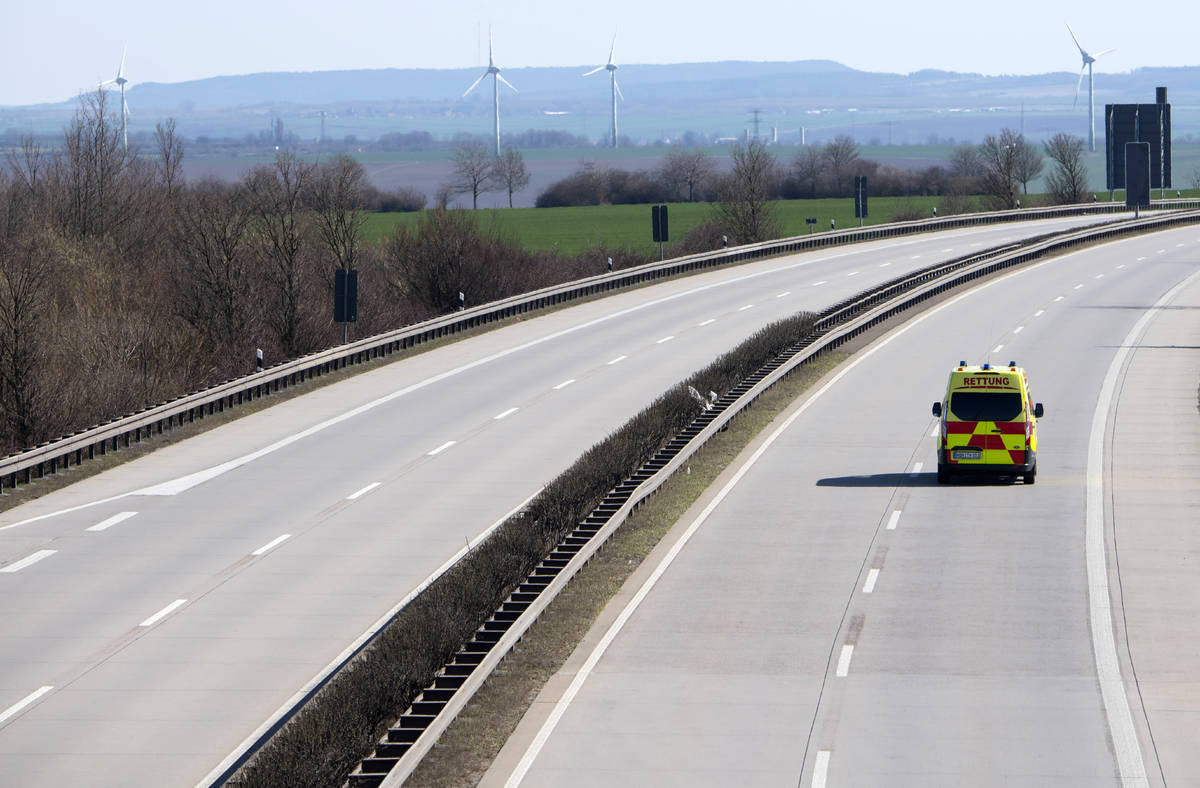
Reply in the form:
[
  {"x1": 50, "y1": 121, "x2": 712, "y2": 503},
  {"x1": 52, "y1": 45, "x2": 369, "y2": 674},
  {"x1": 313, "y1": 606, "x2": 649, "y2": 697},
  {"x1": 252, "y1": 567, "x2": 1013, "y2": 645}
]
[{"x1": 232, "y1": 310, "x2": 817, "y2": 787}]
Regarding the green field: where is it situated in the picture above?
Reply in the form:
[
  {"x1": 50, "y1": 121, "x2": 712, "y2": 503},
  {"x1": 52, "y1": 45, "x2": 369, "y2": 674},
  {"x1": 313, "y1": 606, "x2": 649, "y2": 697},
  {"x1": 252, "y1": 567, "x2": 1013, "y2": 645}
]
[
  {"x1": 362, "y1": 196, "x2": 985, "y2": 256},
  {"x1": 361, "y1": 190, "x2": 1200, "y2": 257}
]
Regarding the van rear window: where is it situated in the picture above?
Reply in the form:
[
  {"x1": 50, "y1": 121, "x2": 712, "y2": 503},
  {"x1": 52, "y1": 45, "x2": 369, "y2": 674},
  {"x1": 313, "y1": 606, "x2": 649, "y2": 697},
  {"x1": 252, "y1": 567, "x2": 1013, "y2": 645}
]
[{"x1": 950, "y1": 392, "x2": 1023, "y2": 421}]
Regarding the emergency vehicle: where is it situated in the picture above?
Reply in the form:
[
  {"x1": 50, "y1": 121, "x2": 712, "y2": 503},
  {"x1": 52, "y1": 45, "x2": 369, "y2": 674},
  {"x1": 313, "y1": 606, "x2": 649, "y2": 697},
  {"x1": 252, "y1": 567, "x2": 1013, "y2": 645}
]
[{"x1": 932, "y1": 361, "x2": 1044, "y2": 484}]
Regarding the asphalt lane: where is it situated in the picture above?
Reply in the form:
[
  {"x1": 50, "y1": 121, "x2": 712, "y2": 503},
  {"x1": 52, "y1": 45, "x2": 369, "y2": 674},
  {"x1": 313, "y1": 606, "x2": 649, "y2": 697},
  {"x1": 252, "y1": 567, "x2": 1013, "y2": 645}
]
[
  {"x1": 0, "y1": 215, "x2": 1141, "y2": 785},
  {"x1": 486, "y1": 227, "x2": 1200, "y2": 787}
]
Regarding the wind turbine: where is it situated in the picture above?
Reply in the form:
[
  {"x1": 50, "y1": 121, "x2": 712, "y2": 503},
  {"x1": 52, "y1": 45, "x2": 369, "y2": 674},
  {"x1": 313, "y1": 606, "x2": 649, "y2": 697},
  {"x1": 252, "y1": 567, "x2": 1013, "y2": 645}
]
[
  {"x1": 463, "y1": 30, "x2": 517, "y2": 157},
  {"x1": 1067, "y1": 23, "x2": 1114, "y2": 153},
  {"x1": 584, "y1": 36, "x2": 623, "y2": 148},
  {"x1": 98, "y1": 45, "x2": 131, "y2": 151}
]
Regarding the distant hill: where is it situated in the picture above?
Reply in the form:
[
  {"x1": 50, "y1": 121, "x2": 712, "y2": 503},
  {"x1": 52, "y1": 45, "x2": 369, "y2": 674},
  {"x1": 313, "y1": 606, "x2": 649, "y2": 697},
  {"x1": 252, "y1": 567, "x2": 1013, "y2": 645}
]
[{"x1": 2, "y1": 60, "x2": 1196, "y2": 145}]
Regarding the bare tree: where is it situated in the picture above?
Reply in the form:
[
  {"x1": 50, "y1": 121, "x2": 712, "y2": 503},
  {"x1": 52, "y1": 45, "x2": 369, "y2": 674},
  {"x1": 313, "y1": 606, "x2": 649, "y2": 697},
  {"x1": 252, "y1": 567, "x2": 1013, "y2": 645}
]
[
  {"x1": 245, "y1": 153, "x2": 320, "y2": 357},
  {"x1": 948, "y1": 145, "x2": 985, "y2": 178},
  {"x1": 978, "y1": 128, "x2": 1022, "y2": 210},
  {"x1": 1013, "y1": 136, "x2": 1044, "y2": 196},
  {"x1": 492, "y1": 147, "x2": 531, "y2": 208},
  {"x1": 713, "y1": 139, "x2": 780, "y2": 244},
  {"x1": 1043, "y1": 133, "x2": 1089, "y2": 205},
  {"x1": 658, "y1": 149, "x2": 715, "y2": 202},
  {"x1": 384, "y1": 209, "x2": 514, "y2": 313},
  {"x1": 172, "y1": 179, "x2": 254, "y2": 352},
  {"x1": 789, "y1": 146, "x2": 825, "y2": 198},
  {"x1": 155, "y1": 118, "x2": 185, "y2": 199},
  {"x1": 450, "y1": 141, "x2": 497, "y2": 209},
  {"x1": 822, "y1": 135, "x2": 860, "y2": 195},
  {"x1": 310, "y1": 155, "x2": 368, "y2": 271},
  {"x1": 0, "y1": 227, "x2": 52, "y2": 447}
]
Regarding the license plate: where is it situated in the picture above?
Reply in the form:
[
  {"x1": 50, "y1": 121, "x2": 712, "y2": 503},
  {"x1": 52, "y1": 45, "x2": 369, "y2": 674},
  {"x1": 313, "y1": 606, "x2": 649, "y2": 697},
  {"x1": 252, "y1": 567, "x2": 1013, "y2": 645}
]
[{"x1": 952, "y1": 449, "x2": 982, "y2": 460}]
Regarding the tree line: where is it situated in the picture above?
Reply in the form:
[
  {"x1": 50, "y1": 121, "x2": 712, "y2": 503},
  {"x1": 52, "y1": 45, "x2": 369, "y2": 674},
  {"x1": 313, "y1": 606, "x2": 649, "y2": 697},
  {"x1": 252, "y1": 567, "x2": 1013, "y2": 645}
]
[
  {"x1": 527, "y1": 131, "x2": 1092, "y2": 211},
  {"x1": 0, "y1": 93, "x2": 624, "y2": 454}
]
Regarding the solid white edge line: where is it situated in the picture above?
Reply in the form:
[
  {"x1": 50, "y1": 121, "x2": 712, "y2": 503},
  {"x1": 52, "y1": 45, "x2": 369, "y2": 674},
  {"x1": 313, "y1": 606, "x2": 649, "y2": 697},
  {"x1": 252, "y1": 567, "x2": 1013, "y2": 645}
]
[
  {"x1": 835, "y1": 644, "x2": 854, "y2": 677},
  {"x1": 0, "y1": 686, "x2": 54, "y2": 726},
  {"x1": 494, "y1": 407, "x2": 519, "y2": 420},
  {"x1": 886, "y1": 510, "x2": 902, "y2": 530},
  {"x1": 347, "y1": 482, "x2": 382, "y2": 500},
  {"x1": 199, "y1": 487, "x2": 545, "y2": 788},
  {"x1": 1080, "y1": 270, "x2": 1200, "y2": 786},
  {"x1": 428, "y1": 441, "x2": 456, "y2": 456},
  {"x1": 501, "y1": 269, "x2": 1026, "y2": 786},
  {"x1": 0, "y1": 549, "x2": 57, "y2": 573},
  {"x1": 252, "y1": 534, "x2": 292, "y2": 556},
  {"x1": 812, "y1": 750, "x2": 831, "y2": 788},
  {"x1": 86, "y1": 511, "x2": 139, "y2": 532},
  {"x1": 553, "y1": 379, "x2": 575, "y2": 390},
  {"x1": 863, "y1": 568, "x2": 880, "y2": 594},
  {"x1": 139, "y1": 599, "x2": 187, "y2": 628}
]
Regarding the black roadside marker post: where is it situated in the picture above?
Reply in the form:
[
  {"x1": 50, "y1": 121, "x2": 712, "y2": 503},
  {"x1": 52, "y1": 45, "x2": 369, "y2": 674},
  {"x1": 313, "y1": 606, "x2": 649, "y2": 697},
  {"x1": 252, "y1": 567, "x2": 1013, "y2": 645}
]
[
  {"x1": 854, "y1": 175, "x2": 868, "y2": 227},
  {"x1": 334, "y1": 268, "x2": 358, "y2": 344},
  {"x1": 651, "y1": 204, "x2": 669, "y2": 260},
  {"x1": 255, "y1": 348, "x2": 263, "y2": 373},
  {"x1": 806, "y1": 217, "x2": 816, "y2": 234}
]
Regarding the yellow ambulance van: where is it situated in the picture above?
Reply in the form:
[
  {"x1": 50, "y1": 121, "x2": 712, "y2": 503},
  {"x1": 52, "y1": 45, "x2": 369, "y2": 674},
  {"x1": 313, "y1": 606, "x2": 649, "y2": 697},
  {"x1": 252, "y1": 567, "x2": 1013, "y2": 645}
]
[{"x1": 932, "y1": 361, "x2": 1044, "y2": 484}]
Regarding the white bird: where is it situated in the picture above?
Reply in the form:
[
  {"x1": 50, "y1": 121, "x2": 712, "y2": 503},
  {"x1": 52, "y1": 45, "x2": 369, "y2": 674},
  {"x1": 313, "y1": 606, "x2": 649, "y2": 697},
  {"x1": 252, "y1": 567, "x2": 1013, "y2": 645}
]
[
  {"x1": 584, "y1": 36, "x2": 623, "y2": 148},
  {"x1": 1067, "y1": 23, "x2": 1114, "y2": 153},
  {"x1": 463, "y1": 29, "x2": 517, "y2": 157}
]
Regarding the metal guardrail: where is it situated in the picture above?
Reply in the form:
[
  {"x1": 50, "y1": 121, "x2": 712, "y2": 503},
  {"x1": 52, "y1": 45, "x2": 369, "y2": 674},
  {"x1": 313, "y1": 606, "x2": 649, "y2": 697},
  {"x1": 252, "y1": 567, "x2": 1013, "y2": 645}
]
[
  {"x1": 347, "y1": 206, "x2": 1200, "y2": 787},
  {"x1": 4, "y1": 198, "x2": 1198, "y2": 493}
]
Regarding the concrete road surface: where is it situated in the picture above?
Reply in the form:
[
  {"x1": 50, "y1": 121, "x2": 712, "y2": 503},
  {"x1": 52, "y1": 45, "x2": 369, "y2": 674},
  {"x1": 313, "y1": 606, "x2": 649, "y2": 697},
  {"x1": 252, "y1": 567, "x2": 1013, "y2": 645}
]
[
  {"x1": 0, "y1": 215, "x2": 1140, "y2": 786},
  {"x1": 485, "y1": 227, "x2": 1200, "y2": 787}
]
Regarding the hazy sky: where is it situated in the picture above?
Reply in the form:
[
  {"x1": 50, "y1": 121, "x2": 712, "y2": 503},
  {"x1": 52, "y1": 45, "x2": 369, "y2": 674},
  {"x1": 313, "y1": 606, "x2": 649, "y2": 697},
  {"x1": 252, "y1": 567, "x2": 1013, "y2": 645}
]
[{"x1": 5, "y1": 0, "x2": 1198, "y2": 106}]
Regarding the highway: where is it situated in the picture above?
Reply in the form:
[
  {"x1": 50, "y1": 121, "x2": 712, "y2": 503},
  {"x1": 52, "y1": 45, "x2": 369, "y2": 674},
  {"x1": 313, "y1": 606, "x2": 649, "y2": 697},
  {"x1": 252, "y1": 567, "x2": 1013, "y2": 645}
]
[
  {"x1": 484, "y1": 227, "x2": 1200, "y2": 787},
  {"x1": 0, "y1": 214, "x2": 1155, "y2": 786}
]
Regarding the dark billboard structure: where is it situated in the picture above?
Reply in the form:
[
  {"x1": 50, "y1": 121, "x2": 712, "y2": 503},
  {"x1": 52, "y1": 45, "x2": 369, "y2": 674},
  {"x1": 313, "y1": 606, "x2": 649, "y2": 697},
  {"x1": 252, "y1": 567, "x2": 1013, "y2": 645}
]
[
  {"x1": 1125, "y1": 143, "x2": 1151, "y2": 210},
  {"x1": 1105, "y1": 87, "x2": 1171, "y2": 192}
]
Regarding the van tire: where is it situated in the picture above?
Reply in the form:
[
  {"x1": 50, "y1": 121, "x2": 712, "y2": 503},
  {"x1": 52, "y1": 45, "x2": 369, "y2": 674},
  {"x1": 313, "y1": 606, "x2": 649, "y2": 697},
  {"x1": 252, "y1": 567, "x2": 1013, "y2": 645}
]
[
  {"x1": 937, "y1": 464, "x2": 950, "y2": 484},
  {"x1": 1023, "y1": 466, "x2": 1036, "y2": 485}
]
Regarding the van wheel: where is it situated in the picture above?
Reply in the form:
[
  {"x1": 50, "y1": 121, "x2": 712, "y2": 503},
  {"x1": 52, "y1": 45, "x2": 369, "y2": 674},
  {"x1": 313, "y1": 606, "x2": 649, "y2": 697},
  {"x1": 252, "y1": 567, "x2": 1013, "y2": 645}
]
[
  {"x1": 937, "y1": 464, "x2": 950, "y2": 484},
  {"x1": 1023, "y1": 466, "x2": 1036, "y2": 485}
]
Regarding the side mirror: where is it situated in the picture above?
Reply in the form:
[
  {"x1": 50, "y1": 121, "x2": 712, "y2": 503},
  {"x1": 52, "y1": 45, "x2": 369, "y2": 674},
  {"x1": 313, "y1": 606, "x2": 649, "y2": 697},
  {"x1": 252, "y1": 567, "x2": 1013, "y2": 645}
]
[
  {"x1": 1033, "y1": 403, "x2": 1044, "y2": 418},
  {"x1": 932, "y1": 402, "x2": 942, "y2": 417}
]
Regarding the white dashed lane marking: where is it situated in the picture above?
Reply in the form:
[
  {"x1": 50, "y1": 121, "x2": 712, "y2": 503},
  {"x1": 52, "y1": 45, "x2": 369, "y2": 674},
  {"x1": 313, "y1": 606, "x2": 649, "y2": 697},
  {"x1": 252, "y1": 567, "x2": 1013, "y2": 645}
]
[
  {"x1": 656, "y1": 336, "x2": 675, "y2": 344},
  {"x1": 0, "y1": 549, "x2": 57, "y2": 573},
  {"x1": 252, "y1": 534, "x2": 291, "y2": 556},
  {"x1": 140, "y1": 599, "x2": 187, "y2": 628},
  {"x1": 607, "y1": 355, "x2": 627, "y2": 365},
  {"x1": 863, "y1": 568, "x2": 880, "y2": 594},
  {"x1": 87, "y1": 511, "x2": 138, "y2": 532},
  {"x1": 428, "y1": 441, "x2": 456, "y2": 456},
  {"x1": 698, "y1": 318, "x2": 716, "y2": 326},
  {"x1": 835, "y1": 645, "x2": 855, "y2": 677},
  {"x1": 346, "y1": 482, "x2": 381, "y2": 500},
  {"x1": 775, "y1": 291, "x2": 791, "y2": 299},
  {"x1": 0, "y1": 687, "x2": 54, "y2": 726},
  {"x1": 886, "y1": 510, "x2": 902, "y2": 530},
  {"x1": 553, "y1": 379, "x2": 575, "y2": 390},
  {"x1": 494, "y1": 407, "x2": 519, "y2": 420}
]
